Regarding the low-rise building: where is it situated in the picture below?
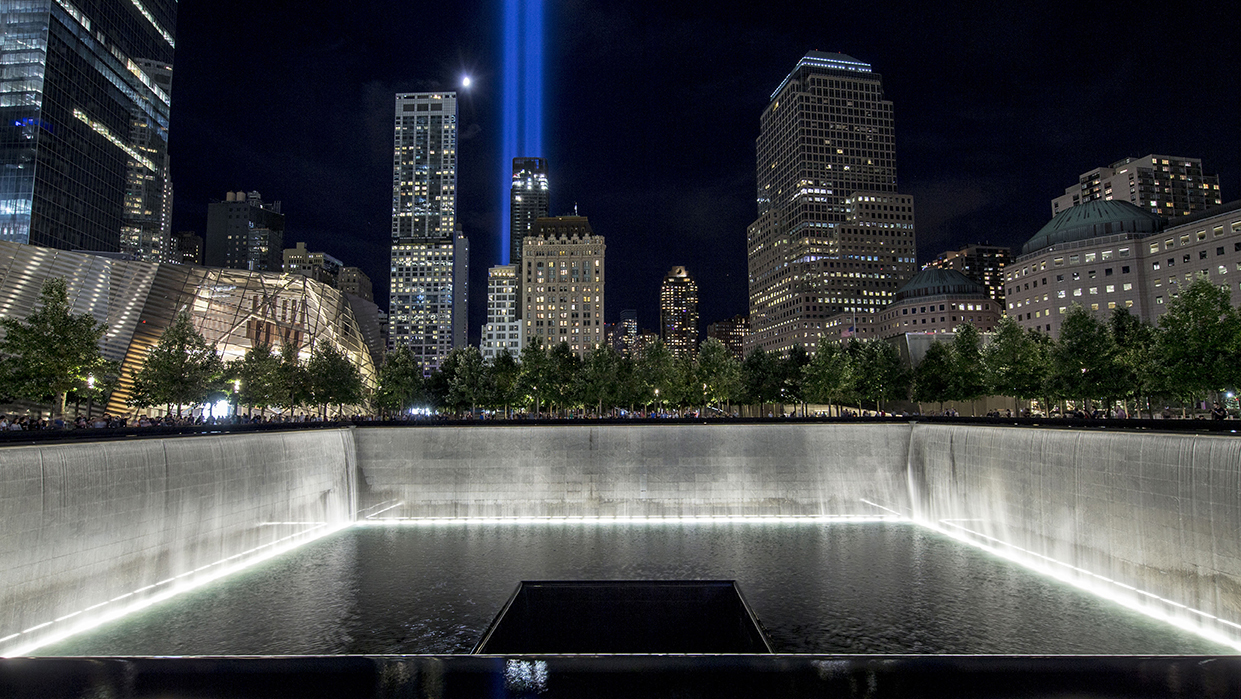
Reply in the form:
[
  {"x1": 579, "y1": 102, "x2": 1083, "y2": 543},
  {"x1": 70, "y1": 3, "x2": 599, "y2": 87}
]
[{"x1": 874, "y1": 268, "x2": 1001, "y2": 338}]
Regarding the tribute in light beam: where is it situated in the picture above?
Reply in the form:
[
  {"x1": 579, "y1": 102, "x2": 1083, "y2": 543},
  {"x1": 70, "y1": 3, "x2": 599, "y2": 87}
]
[{"x1": 499, "y1": 0, "x2": 544, "y2": 265}]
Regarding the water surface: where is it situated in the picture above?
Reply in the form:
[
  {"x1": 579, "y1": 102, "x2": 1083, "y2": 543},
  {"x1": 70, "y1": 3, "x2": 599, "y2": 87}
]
[{"x1": 41, "y1": 522, "x2": 1230, "y2": 655}]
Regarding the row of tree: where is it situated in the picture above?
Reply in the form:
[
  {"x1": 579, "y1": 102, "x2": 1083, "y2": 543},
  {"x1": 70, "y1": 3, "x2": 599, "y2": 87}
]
[{"x1": 382, "y1": 276, "x2": 1240, "y2": 418}]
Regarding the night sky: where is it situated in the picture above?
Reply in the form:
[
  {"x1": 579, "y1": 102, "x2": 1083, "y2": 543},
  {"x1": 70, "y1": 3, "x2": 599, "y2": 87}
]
[{"x1": 168, "y1": 1, "x2": 1240, "y2": 343}]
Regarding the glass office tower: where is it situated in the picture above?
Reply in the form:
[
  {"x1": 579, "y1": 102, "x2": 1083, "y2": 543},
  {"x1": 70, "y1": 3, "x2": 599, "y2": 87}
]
[{"x1": 0, "y1": 0, "x2": 176, "y2": 258}]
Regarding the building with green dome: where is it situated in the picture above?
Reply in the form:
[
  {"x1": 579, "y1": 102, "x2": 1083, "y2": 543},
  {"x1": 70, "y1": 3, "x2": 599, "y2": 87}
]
[{"x1": 1008, "y1": 199, "x2": 1241, "y2": 337}]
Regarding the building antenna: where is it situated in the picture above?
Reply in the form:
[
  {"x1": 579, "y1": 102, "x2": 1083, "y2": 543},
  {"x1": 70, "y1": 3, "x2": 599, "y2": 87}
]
[{"x1": 574, "y1": 202, "x2": 579, "y2": 216}]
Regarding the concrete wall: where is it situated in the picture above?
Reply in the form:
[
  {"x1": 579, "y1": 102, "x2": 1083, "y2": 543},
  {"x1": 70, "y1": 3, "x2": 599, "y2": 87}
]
[
  {"x1": 0, "y1": 429, "x2": 356, "y2": 654},
  {"x1": 908, "y1": 424, "x2": 1241, "y2": 643},
  {"x1": 354, "y1": 424, "x2": 914, "y2": 518}
]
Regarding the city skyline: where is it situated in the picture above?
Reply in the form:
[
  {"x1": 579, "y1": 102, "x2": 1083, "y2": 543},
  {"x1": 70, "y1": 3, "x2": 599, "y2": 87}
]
[{"x1": 161, "y1": 1, "x2": 1238, "y2": 345}]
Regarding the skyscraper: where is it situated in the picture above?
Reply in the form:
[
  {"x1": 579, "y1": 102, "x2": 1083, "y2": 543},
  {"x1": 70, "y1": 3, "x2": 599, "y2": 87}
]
[
  {"x1": 747, "y1": 52, "x2": 915, "y2": 354},
  {"x1": 523, "y1": 216, "x2": 604, "y2": 357},
  {"x1": 660, "y1": 266, "x2": 699, "y2": 358},
  {"x1": 1051, "y1": 155, "x2": 1223, "y2": 219},
  {"x1": 480, "y1": 263, "x2": 523, "y2": 362},
  {"x1": 0, "y1": 0, "x2": 176, "y2": 258},
  {"x1": 924, "y1": 243, "x2": 1010, "y2": 308},
  {"x1": 205, "y1": 191, "x2": 284, "y2": 272},
  {"x1": 509, "y1": 157, "x2": 548, "y2": 266},
  {"x1": 389, "y1": 92, "x2": 468, "y2": 370}
]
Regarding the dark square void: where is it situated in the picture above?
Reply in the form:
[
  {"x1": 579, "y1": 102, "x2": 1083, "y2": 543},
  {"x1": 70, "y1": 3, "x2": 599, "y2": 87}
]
[{"x1": 474, "y1": 580, "x2": 773, "y2": 653}]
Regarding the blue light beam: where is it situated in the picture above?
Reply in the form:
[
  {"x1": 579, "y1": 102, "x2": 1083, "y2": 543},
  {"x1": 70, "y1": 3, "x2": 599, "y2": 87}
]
[{"x1": 499, "y1": 0, "x2": 544, "y2": 265}]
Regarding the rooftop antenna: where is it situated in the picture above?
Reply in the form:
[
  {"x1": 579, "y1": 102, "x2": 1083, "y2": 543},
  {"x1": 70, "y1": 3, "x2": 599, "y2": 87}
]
[{"x1": 574, "y1": 202, "x2": 579, "y2": 215}]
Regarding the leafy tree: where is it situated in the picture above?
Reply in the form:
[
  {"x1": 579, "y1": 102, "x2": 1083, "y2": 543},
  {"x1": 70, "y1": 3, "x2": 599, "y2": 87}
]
[
  {"x1": 740, "y1": 347, "x2": 781, "y2": 413},
  {"x1": 912, "y1": 341, "x2": 954, "y2": 411},
  {"x1": 580, "y1": 345, "x2": 623, "y2": 415},
  {"x1": 305, "y1": 340, "x2": 364, "y2": 417},
  {"x1": 545, "y1": 342, "x2": 582, "y2": 415},
  {"x1": 446, "y1": 345, "x2": 489, "y2": 415},
  {"x1": 229, "y1": 342, "x2": 281, "y2": 415},
  {"x1": 275, "y1": 342, "x2": 308, "y2": 414},
  {"x1": 695, "y1": 338, "x2": 742, "y2": 413},
  {"x1": 803, "y1": 338, "x2": 854, "y2": 415},
  {"x1": 638, "y1": 338, "x2": 679, "y2": 413},
  {"x1": 0, "y1": 278, "x2": 112, "y2": 419},
  {"x1": 779, "y1": 344, "x2": 811, "y2": 414},
  {"x1": 1153, "y1": 276, "x2": 1241, "y2": 409},
  {"x1": 128, "y1": 311, "x2": 225, "y2": 416},
  {"x1": 948, "y1": 322, "x2": 987, "y2": 413},
  {"x1": 376, "y1": 345, "x2": 425, "y2": 417},
  {"x1": 517, "y1": 337, "x2": 550, "y2": 414},
  {"x1": 1109, "y1": 307, "x2": 1159, "y2": 417},
  {"x1": 983, "y1": 316, "x2": 1045, "y2": 411},
  {"x1": 1046, "y1": 305, "x2": 1115, "y2": 413},
  {"x1": 489, "y1": 349, "x2": 522, "y2": 418},
  {"x1": 855, "y1": 340, "x2": 910, "y2": 413}
]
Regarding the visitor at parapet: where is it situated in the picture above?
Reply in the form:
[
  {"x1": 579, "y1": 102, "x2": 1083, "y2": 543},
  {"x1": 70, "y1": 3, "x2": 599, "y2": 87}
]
[
  {"x1": 1113, "y1": 405, "x2": 1127, "y2": 420},
  {"x1": 1212, "y1": 402, "x2": 1228, "y2": 420}
]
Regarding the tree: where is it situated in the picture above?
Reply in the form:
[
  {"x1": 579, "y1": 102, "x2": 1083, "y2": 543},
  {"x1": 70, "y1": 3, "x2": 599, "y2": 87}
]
[
  {"x1": 1109, "y1": 307, "x2": 1159, "y2": 417},
  {"x1": 376, "y1": 345, "x2": 425, "y2": 417},
  {"x1": 446, "y1": 345, "x2": 489, "y2": 415},
  {"x1": 489, "y1": 349, "x2": 522, "y2": 418},
  {"x1": 275, "y1": 342, "x2": 308, "y2": 414},
  {"x1": 580, "y1": 345, "x2": 623, "y2": 415},
  {"x1": 982, "y1": 316, "x2": 1045, "y2": 411},
  {"x1": 637, "y1": 339, "x2": 678, "y2": 414},
  {"x1": 855, "y1": 340, "x2": 910, "y2": 413},
  {"x1": 128, "y1": 311, "x2": 225, "y2": 416},
  {"x1": 229, "y1": 342, "x2": 281, "y2": 415},
  {"x1": 1154, "y1": 276, "x2": 1241, "y2": 410},
  {"x1": 803, "y1": 338, "x2": 854, "y2": 415},
  {"x1": 545, "y1": 342, "x2": 582, "y2": 415},
  {"x1": 740, "y1": 347, "x2": 781, "y2": 414},
  {"x1": 695, "y1": 338, "x2": 742, "y2": 414},
  {"x1": 1046, "y1": 305, "x2": 1115, "y2": 413},
  {"x1": 305, "y1": 340, "x2": 364, "y2": 417},
  {"x1": 0, "y1": 278, "x2": 112, "y2": 419},
  {"x1": 948, "y1": 322, "x2": 987, "y2": 414},
  {"x1": 912, "y1": 341, "x2": 954, "y2": 411},
  {"x1": 779, "y1": 344, "x2": 811, "y2": 415},
  {"x1": 517, "y1": 337, "x2": 550, "y2": 414}
]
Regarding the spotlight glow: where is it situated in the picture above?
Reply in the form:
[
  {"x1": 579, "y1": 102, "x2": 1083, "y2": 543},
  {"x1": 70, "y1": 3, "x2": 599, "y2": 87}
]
[{"x1": 499, "y1": 0, "x2": 545, "y2": 265}]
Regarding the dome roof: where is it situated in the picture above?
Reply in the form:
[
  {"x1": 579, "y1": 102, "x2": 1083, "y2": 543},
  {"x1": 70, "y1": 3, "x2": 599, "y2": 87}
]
[
  {"x1": 895, "y1": 268, "x2": 986, "y2": 301},
  {"x1": 1021, "y1": 200, "x2": 1163, "y2": 256}
]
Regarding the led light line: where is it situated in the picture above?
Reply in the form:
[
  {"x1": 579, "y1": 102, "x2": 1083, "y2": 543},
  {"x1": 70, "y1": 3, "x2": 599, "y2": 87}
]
[
  {"x1": 2, "y1": 522, "x2": 344, "y2": 657},
  {"x1": 932, "y1": 519, "x2": 1241, "y2": 651},
  {"x1": 359, "y1": 514, "x2": 903, "y2": 526},
  {"x1": 364, "y1": 502, "x2": 405, "y2": 519},
  {"x1": 858, "y1": 498, "x2": 905, "y2": 517}
]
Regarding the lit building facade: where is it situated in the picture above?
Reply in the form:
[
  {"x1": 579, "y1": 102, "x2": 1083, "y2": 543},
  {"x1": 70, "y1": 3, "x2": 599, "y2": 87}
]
[
  {"x1": 0, "y1": 240, "x2": 379, "y2": 416},
  {"x1": 337, "y1": 266, "x2": 373, "y2": 302},
  {"x1": 924, "y1": 243, "x2": 1010, "y2": 307},
  {"x1": 0, "y1": 0, "x2": 176, "y2": 259},
  {"x1": 1008, "y1": 199, "x2": 1241, "y2": 337},
  {"x1": 389, "y1": 92, "x2": 467, "y2": 371},
  {"x1": 706, "y1": 314, "x2": 749, "y2": 361},
  {"x1": 617, "y1": 309, "x2": 638, "y2": 356},
  {"x1": 205, "y1": 191, "x2": 284, "y2": 272},
  {"x1": 660, "y1": 266, "x2": 699, "y2": 358},
  {"x1": 283, "y1": 242, "x2": 341, "y2": 286},
  {"x1": 1051, "y1": 155, "x2": 1223, "y2": 219},
  {"x1": 389, "y1": 231, "x2": 468, "y2": 369},
  {"x1": 523, "y1": 216, "x2": 604, "y2": 357},
  {"x1": 510, "y1": 157, "x2": 548, "y2": 266},
  {"x1": 173, "y1": 231, "x2": 203, "y2": 265},
  {"x1": 481, "y1": 264, "x2": 524, "y2": 362},
  {"x1": 747, "y1": 52, "x2": 915, "y2": 355},
  {"x1": 873, "y1": 268, "x2": 1000, "y2": 339}
]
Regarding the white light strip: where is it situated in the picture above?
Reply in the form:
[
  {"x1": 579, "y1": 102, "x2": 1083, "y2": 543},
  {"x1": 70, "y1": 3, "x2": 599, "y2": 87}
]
[
  {"x1": 357, "y1": 514, "x2": 904, "y2": 526},
  {"x1": 858, "y1": 498, "x2": 904, "y2": 517},
  {"x1": 128, "y1": 0, "x2": 174, "y2": 48},
  {"x1": 1, "y1": 522, "x2": 346, "y2": 658},
  {"x1": 73, "y1": 108, "x2": 155, "y2": 171},
  {"x1": 364, "y1": 502, "x2": 405, "y2": 519},
  {"x1": 931, "y1": 520, "x2": 1241, "y2": 652}
]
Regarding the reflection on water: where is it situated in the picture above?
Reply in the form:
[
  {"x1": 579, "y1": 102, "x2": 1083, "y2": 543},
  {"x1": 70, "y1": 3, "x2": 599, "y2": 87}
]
[{"x1": 40, "y1": 523, "x2": 1230, "y2": 655}]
